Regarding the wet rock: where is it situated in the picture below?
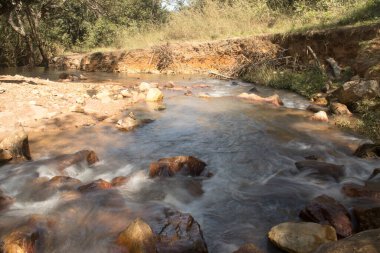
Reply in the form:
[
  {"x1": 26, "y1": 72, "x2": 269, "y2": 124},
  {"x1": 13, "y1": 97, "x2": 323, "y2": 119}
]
[
  {"x1": 353, "y1": 143, "x2": 380, "y2": 159},
  {"x1": 116, "y1": 117, "x2": 139, "y2": 131},
  {"x1": 311, "y1": 111, "x2": 329, "y2": 122},
  {"x1": 331, "y1": 80, "x2": 380, "y2": 105},
  {"x1": 184, "y1": 90, "x2": 193, "y2": 96},
  {"x1": 238, "y1": 93, "x2": 283, "y2": 107},
  {"x1": 268, "y1": 222, "x2": 337, "y2": 253},
  {"x1": 307, "y1": 104, "x2": 329, "y2": 113},
  {"x1": 149, "y1": 156, "x2": 207, "y2": 177},
  {"x1": 56, "y1": 150, "x2": 99, "y2": 172},
  {"x1": 248, "y1": 87, "x2": 259, "y2": 93},
  {"x1": 354, "y1": 206, "x2": 380, "y2": 231},
  {"x1": 314, "y1": 228, "x2": 380, "y2": 253},
  {"x1": 117, "y1": 218, "x2": 157, "y2": 253},
  {"x1": 48, "y1": 176, "x2": 82, "y2": 190},
  {"x1": 156, "y1": 209, "x2": 208, "y2": 253},
  {"x1": 0, "y1": 129, "x2": 31, "y2": 165},
  {"x1": 146, "y1": 88, "x2": 164, "y2": 102},
  {"x1": 233, "y1": 243, "x2": 263, "y2": 253},
  {"x1": 330, "y1": 102, "x2": 352, "y2": 116},
  {"x1": 341, "y1": 183, "x2": 380, "y2": 200},
  {"x1": 163, "y1": 82, "x2": 175, "y2": 89},
  {"x1": 299, "y1": 195, "x2": 352, "y2": 238},
  {"x1": 78, "y1": 179, "x2": 112, "y2": 193},
  {"x1": 0, "y1": 190, "x2": 14, "y2": 211},
  {"x1": 139, "y1": 82, "x2": 156, "y2": 92},
  {"x1": 111, "y1": 176, "x2": 130, "y2": 187},
  {"x1": 295, "y1": 160, "x2": 345, "y2": 181}
]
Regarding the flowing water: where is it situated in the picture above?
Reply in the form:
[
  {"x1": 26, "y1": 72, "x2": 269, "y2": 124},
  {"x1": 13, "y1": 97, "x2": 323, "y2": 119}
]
[{"x1": 0, "y1": 68, "x2": 379, "y2": 253}]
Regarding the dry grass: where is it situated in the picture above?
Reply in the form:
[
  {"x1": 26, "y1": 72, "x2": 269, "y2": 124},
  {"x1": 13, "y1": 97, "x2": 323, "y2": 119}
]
[{"x1": 80, "y1": 0, "x2": 380, "y2": 52}]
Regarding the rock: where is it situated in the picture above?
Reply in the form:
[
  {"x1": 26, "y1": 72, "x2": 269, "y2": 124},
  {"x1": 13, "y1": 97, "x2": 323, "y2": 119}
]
[
  {"x1": 314, "y1": 228, "x2": 380, "y2": 253},
  {"x1": 47, "y1": 176, "x2": 82, "y2": 190},
  {"x1": 120, "y1": 89, "x2": 131, "y2": 97},
  {"x1": 341, "y1": 183, "x2": 380, "y2": 200},
  {"x1": 238, "y1": 93, "x2": 283, "y2": 107},
  {"x1": 163, "y1": 82, "x2": 175, "y2": 89},
  {"x1": 268, "y1": 222, "x2": 337, "y2": 253},
  {"x1": 0, "y1": 129, "x2": 31, "y2": 164},
  {"x1": 313, "y1": 97, "x2": 329, "y2": 107},
  {"x1": 184, "y1": 90, "x2": 193, "y2": 96},
  {"x1": 248, "y1": 87, "x2": 259, "y2": 93},
  {"x1": 330, "y1": 102, "x2": 352, "y2": 116},
  {"x1": 311, "y1": 111, "x2": 329, "y2": 122},
  {"x1": 198, "y1": 92, "x2": 211, "y2": 98},
  {"x1": 353, "y1": 143, "x2": 380, "y2": 159},
  {"x1": 75, "y1": 97, "x2": 85, "y2": 105},
  {"x1": 155, "y1": 209, "x2": 208, "y2": 253},
  {"x1": 117, "y1": 218, "x2": 156, "y2": 253},
  {"x1": 331, "y1": 80, "x2": 380, "y2": 105},
  {"x1": 354, "y1": 206, "x2": 380, "y2": 231},
  {"x1": 145, "y1": 88, "x2": 164, "y2": 102},
  {"x1": 78, "y1": 179, "x2": 112, "y2": 193},
  {"x1": 155, "y1": 104, "x2": 166, "y2": 111},
  {"x1": 111, "y1": 176, "x2": 130, "y2": 187},
  {"x1": 231, "y1": 81, "x2": 239, "y2": 86},
  {"x1": 326, "y1": 58, "x2": 342, "y2": 79},
  {"x1": 139, "y1": 82, "x2": 156, "y2": 92},
  {"x1": 116, "y1": 117, "x2": 140, "y2": 131},
  {"x1": 0, "y1": 190, "x2": 14, "y2": 211},
  {"x1": 149, "y1": 156, "x2": 207, "y2": 177},
  {"x1": 307, "y1": 104, "x2": 330, "y2": 113},
  {"x1": 55, "y1": 150, "x2": 99, "y2": 172},
  {"x1": 69, "y1": 104, "x2": 85, "y2": 113},
  {"x1": 295, "y1": 160, "x2": 345, "y2": 181},
  {"x1": 299, "y1": 195, "x2": 352, "y2": 237},
  {"x1": 0, "y1": 89, "x2": 6, "y2": 94},
  {"x1": 233, "y1": 243, "x2": 263, "y2": 253}
]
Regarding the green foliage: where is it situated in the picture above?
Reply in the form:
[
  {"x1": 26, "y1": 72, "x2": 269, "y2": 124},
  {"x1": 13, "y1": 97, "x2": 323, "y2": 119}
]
[{"x1": 243, "y1": 66, "x2": 327, "y2": 98}]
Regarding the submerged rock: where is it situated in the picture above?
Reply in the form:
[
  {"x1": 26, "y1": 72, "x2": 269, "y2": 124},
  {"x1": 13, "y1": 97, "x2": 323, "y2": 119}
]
[
  {"x1": 314, "y1": 228, "x2": 380, "y2": 253},
  {"x1": 111, "y1": 176, "x2": 130, "y2": 187},
  {"x1": 78, "y1": 179, "x2": 112, "y2": 193},
  {"x1": 299, "y1": 195, "x2": 352, "y2": 238},
  {"x1": 295, "y1": 160, "x2": 345, "y2": 181},
  {"x1": 307, "y1": 104, "x2": 329, "y2": 113},
  {"x1": 238, "y1": 93, "x2": 283, "y2": 107},
  {"x1": 341, "y1": 183, "x2": 380, "y2": 200},
  {"x1": 353, "y1": 143, "x2": 380, "y2": 159},
  {"x1": 117, "y1": 218, "x2": 156, "y2": 253},
  {"x1": 354, "y1": 206, "x2": 380, "y2": 231},
  {"x1": 0, "y1": 189, "x2": 14, "y2": 211},
  {"x1": 56, "y1": 150, "x2": 99, "y2": 172},
  {"x1": 149, "y1": 156, "x2": 207, "y2": 177},
  {"x1": 233, "y1": 243, "x2": 263, "y2": 253},
  {"x1": 145, "y1": 88, "x2": 164, "y2": 102},
  {"x1": 268, "y1": 222, "x2": 337, "y2": 253}
]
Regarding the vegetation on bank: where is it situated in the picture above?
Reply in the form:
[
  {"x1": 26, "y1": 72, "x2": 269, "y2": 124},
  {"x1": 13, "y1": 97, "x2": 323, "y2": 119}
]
[{"x1": 1, "y1": 0, "x2": 380, "y2": 67}]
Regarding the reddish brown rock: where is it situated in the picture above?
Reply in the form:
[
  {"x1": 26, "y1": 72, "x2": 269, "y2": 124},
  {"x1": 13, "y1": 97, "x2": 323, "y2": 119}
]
[
  {"x1": 299, "y1": 195, "x2": 352, "y2": 238},
  {"x1": 330, "y1": 102, "x2": 352, "y2": 116},
  {"x1": 56, "y1": 150, "x2": 99, "y2": 171},
  {"x1": 149, "y1": 156, "x2": 207, "y2": 177},
  {"x1": 354, "y1": 206, "x2": 380, "y2": 231},
  {"x1": 78, "y1": 179, "x2": 112, "y2": 193},
  {"x1": 341, "y1": 183, "x2": 380, "y2": 200},
  {"x1": 111, "y1": 176, "x2": 130, "y2": 187},
  {"x1": 47, "y1": 176, "x2": 82, "y2": 190},
  {"x1": 354, "y1": 143, "x2": 380, "y2": 159},
  {"x1": 295, "y1": 160, "x2": 345, "y2": 181},
  {"x1": 0, "y1": 190, "x2": 14, "y2": 211},
  {"x1": 156, "y1": 209, "x2": 208, "y2": 253},
  {"x1": 233, "y1": 243, "x2": 263, "y2": 253}
]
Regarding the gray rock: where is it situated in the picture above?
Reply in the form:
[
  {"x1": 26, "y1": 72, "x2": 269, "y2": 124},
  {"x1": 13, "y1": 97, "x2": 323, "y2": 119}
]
[{"x1": 331, "y1": 80, "x2": 380, "y2": 105}]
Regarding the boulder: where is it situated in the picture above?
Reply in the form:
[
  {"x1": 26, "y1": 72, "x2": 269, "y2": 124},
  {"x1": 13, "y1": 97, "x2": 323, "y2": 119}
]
[
  {"x1": 353, "y1": 143, "x2": 380, "y2": 159},
  {"x1": 77, "y1": 179, "x2": 112, "y2": 193},
  {"x1": 56, "y1": 150, "x2": 99, "y2": 172},
  {"x1": 155, "y1": 209, "x2": 208, "y2": 253},
  {"x1": 117, "y1": 218, "x2": 156, "y2": 253},
  {"x1": 331, "y1": 80, "x2": 380, "y2": 105},
  {"x1": 268, "y1": 222, "x2": 337, "y2": 253},
  {"x1": 146, "y1": 88, "x2": 164, "y2": 102},
  {"x1": 299, "y1": 195, "x2": 352, "y2": 237},
  {"x1": 314, "y1": 228, "x2": 380, "y2": 253},
  {"x1": 311, "y1": 111, "x2": 329, "y2": 122},
  {"x1": 238, "y1": 93, "x2": 283, "y2": 107},
  {"x1": 306, "y1": 104, "x2": 329, "y2": 113},
  {"x1": 330, "y1": 102, "x2": 352, "y2": 116},
  {"x1": 149, "y1": 156, "x2": 207, "y2": 177},
  {"x1": 295, "y1": 160, "x2": 345, "y2": 181},
  {"x1": 0, "y1": 129, "x2": 31, "y2": 165},
  {"x1": 354, "y1": 206, "x2": 380, "y2": 231},
  {"x1": 341, "y1": 183, "x2": 380, "y2": 200},
  {"x1": 233, "y1": 243, "x2": 263, "y2": 253}
]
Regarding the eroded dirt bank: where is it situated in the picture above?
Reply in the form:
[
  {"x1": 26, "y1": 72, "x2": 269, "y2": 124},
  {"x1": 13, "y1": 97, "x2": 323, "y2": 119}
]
[{"x1": 52, "y1": 23, "x2": 380, "y2": 82}]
